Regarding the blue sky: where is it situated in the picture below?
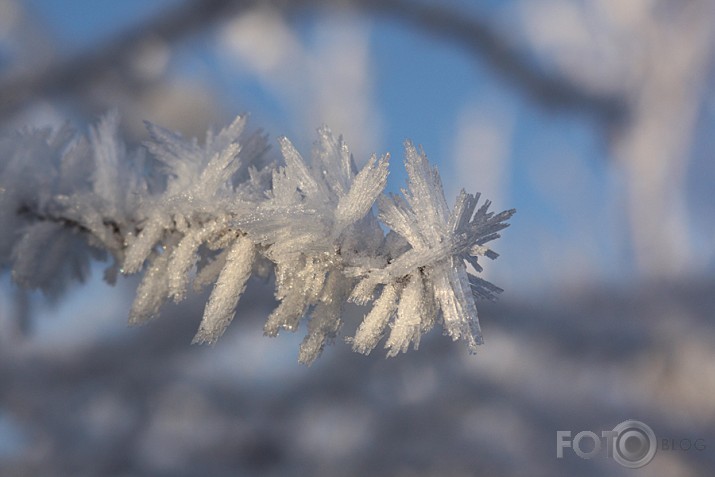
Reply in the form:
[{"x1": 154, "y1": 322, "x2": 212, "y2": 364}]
[{"x1": 26, "y1": 0, "x2": 183, "y2": 51}]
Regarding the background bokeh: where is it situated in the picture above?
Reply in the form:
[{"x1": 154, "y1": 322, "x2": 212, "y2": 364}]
[{"x1": 1, "y1": 0, "x2": 714, "y2": 475}]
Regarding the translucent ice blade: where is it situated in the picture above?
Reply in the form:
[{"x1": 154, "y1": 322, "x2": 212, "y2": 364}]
[{"x1": 193, "y1": 235, "x2": 255, "y2": 344}]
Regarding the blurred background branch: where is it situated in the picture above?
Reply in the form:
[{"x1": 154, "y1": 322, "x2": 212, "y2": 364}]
[
  {"x1": 0, "y1": 0, "x2": 627, "y2": 125},
  {"x1": 0, "y1": 0, "x2": 240, "y2": 121}
]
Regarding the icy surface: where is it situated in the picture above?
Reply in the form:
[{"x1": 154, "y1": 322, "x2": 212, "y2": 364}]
[{"x1": 0, "y1": 114, "x2": 514, "y2": 363}]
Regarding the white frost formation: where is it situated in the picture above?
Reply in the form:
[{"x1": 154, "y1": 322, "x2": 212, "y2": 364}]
[{"x1": 0, "y1": 114, "x2": 514, "y2": 364}]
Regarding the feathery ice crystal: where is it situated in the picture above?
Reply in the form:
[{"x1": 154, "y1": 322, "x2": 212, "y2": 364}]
[{"x1": 0, "y1": 114, "x2": 514, "y2": 364}]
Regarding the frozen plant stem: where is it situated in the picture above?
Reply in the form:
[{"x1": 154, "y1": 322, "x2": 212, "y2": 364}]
[{"x1": 0, "y1": 113, "x2": 514, "y2": 364}]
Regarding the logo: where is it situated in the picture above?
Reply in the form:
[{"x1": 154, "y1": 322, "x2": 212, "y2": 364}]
[
  {"x1": 557, "y1": 420, "x2": 659, "y2": 468},
  {"x1": 608, "y1": 420, "x2": 657, "y2": 468}
]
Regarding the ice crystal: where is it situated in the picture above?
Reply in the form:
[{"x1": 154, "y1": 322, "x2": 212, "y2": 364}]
[
  {"x1": 0, "y1": 114, "x2": 514, "y2": 364},
  {"x1": 350, "y1": 142, "x2": 515, "y2": 356}
]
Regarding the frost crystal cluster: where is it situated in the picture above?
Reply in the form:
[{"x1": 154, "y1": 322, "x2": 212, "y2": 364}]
[{"x1": 0, "y1": 114, "x2": 514, "y2": 364}]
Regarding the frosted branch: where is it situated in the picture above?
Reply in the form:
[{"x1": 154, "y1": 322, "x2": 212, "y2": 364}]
[{"x1": 0, "y1": 115, "x2": 514, "y2": 363}]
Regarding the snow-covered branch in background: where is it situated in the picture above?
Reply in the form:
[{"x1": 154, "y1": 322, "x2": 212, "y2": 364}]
[{"x1": 0, "y1": 114, "x2": 514, "y2": 364}]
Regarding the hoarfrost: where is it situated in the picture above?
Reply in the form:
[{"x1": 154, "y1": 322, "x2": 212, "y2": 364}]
[{"x1": 0, "y1": 115, "x2": 514, "y2": 363}]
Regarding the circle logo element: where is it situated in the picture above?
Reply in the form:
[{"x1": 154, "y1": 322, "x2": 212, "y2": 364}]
[{"x1": 612, "y1": 420, "x2": 657, "y2": 468}]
